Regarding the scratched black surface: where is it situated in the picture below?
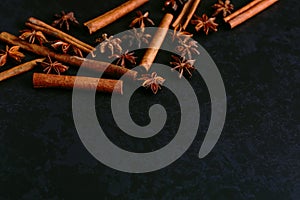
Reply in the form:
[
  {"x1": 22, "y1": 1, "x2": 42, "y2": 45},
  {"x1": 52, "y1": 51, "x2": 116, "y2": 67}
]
[{"x1": 0, "y1": 0, "x2": 299, "y2": 199}]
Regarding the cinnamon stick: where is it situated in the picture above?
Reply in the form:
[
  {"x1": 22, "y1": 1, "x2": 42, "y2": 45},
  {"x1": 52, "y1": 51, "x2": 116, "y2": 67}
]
[
  {"x1": 84, "y1": 0, "x2": 149, "y2": 34},
  {"x1": 33, "y1": 73, "x2": 123, "y2": 94},
  {"x1": 172, "y1": 0, "x2": 201, "y2": 30},
  {"x1": 0, "y1": 58, "x2": 45, "y2": 82},
  {"x1": 182, "y1": 0, "x2": 201, "y2": 30},
  {"x1": 27, "y1": 17, "x2": 96, "y2": 55},
  {"x1": 0, "y1": 32, "x2": 137, "y2": 80},
  {"x1": 172, "y1": 0, "x2": 193, "y2": 29},
  {"x1": 224, "y1": 0, "x2": 263, "y2": 22},
  {"x1": 227, "y1": 0, "x2": 279, "y2": 28},
  {"x1": 139, "y1": 13, "x2": 174, "y2": 71}
]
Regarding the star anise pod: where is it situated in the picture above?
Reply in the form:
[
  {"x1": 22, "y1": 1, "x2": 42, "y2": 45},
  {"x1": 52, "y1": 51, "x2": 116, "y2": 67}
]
[
  {"x1": 123, "y1": 28, "x2": 152, "y2": 48},
  {"x1": 171, "y1": 25, "x2": 193, "y2": 42},
  {"x1": 52, "y1": 11, "x2": 79, "y2": 31},
  {"x1": 130, "y1": 11, "x2": 155, "y2": 29},
  {"x1": 96, "y1": 33, "x2": 122, "y2": 55},
  {"x1": 51, "y1": 41, "x2": 83, "y2": 57},
  {"x1": 191, "y1": 14, "x2": 218, "y2": 35},
  {"x1": 170, "y1": 55, "x2": 195, "y2": 79},
  {"x1": 19, "y1": 29, "x2": 48, "y2": 45},
  {"x1": 110, "y1": 50, "x2": 137, "y2": 68},
  {"x1": 39, "y1": 55, "x2": 69, "y2": 75},
  {"x1": 0, "y1": 46, "x2": 25, "y2": 67},
  {"x1": 163, "y1": 0, "x2": 187, "y2": 12},
  {"x1": 138, "y1": 72, "x2": 165, "y2": 94},
  {"x1": 176, "y1": 38, "x2": 200, "y2": 60},
  {"x1": 212, "y1": 0, "x2": 234, "y2": 17}
]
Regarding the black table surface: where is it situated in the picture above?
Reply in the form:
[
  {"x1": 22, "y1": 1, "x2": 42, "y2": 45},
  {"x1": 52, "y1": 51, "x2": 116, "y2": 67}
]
[{"x1": 0, "y1": 0, "x2": 299, "y2": 199}]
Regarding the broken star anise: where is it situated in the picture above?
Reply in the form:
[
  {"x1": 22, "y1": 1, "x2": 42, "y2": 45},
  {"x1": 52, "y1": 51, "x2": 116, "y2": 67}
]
[
  {"x1": 39, "y1": 55, "x2": 69, "y2": 75},
  {"x1": 52, "y1": 11, "x2": 79, "y2": 31},
  {"x1": 0, "y1": 46, "x2": 25, "y2": 67},
  {"x1": 191, "y1": 14, "x2": 218, "y2": 35},
  {"x1": 19, "y1": 29, "x2": 48, "y2": 45},
  {"x1": 110, "y1": 50, "x2": 137, "y2": 68},
  {"x1": 138, "y1": 72, "x2": 165, "y2": 94},
  {"x1": 51, "y1": 41, "x2": 83, "y2": 57},
  {"x1": 170, "y1": 55, "x2": 195, "y2": 79},
  {"x1": 212, "y1": 0, "x2": 234, "y2": 17},
  {"x1": 96, "y1": 33, "x2": 122, "y2": 56},
  {"x1": 130, "y1": 11, "x2": 155, "y2": 29}
]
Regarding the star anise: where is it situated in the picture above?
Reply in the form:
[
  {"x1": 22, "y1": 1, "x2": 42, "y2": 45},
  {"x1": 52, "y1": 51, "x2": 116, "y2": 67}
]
[
  {"x1": 52, "y1": 11, "x2": 79, "y2": 30},
  {"x1": 163, "y1": 0, "x2": 179, "y2": 12},
  {"x1": 0, "y1": 46, "x2": 25, "y2": 67},
  {"x1": 110, "y1": 50, "x2": 137, "y2": 68},
  {"x1": 212, "y1": 0, "x2": 234, "y2": 17},
  {"x1": 176, "y1": 38, "x2": 200, "y2": 60},
  {"x1": 170, "y1": 55, "x2": 195, "y2": 78},
  {"x1": 123, "y1": 28, "x2": 152, "y2": 48},
  {"x1": 138, "y1": 72, "x2": 165, "y2": 94},
  {"x1": 51, "y1": 41, "x2": 83, "y2": 57},
  {"x1": 191, "y1": 14, "x2": 218, "y2": 35},
  {"x1": 19, "y1": 29, "x2": 48, "y2": 45},
  {"x1": 171, "y1": 25, "x2": 193, "y2": 42},
  {"x1": 96, "y1": 33, "x2": 122, "y2": 55},
  {"x1": 130, "y1": 11, "x2": 155, "y2": 29},
  {"x1": 163, "y1": 0, "x2": 187, "y2": 12},
  {"x1": 39, "y1": 55, "x2": 69, "y2": 75}
]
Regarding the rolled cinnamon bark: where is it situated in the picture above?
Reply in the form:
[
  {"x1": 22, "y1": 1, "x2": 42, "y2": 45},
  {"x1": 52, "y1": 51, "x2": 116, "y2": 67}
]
[
  {"x1": 0, "y1": 58, "x2": 45, "y2": 82},
  {"x1": 172, "y1": 0, "x2": 193, "y2": 29},
  {"x1": 84, "y1": 0, "x2": 149, "y2": 34},
  {"x1": 224, "y1": 0, "x2": 263, "y2": 23},
  {"x1": 172, "y1": 0, "x2": 201, "y2": 30},
  {"x1": 182, "y1": 0, "x2": 201, "y2": 29},
  {"x1": 0, "y1": 32, "x2": 137, "y2": 80},
  {"x1": 227, "y1": 0, "x2": 279, "y2": 28},
  {"x1": 27, "y1": 17, "x2": 96, "y2": 55},
  {"x1": 139, "y1": 13, "x2": 174, "y2": 71},
  {"x1": 33, "y1": 73, "x2": 123, "y2": 94}
]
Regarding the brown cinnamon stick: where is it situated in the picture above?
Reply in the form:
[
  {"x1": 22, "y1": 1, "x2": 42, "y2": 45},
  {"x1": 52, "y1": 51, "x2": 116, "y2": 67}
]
[
  {"x1": 0, "y1": 58, "x2": 45, "y2": 82},
  {"x1": 182, "y1": 0, "x2": 201, "y2": 29},
  {"x1": 84, "y1": 0, "x2": 149, "y2": 34},
  {"x1": 0, "y1": 32, "x2": 137, "y2": 80},
  {"x1": 33, "y1": 73, "x2": 123, "y2": 94},
  {"x1": 27, "y1": 17, "x2": 96, "y2": 55},
  {"x1": 224, "y1": 0, "x2": 263, "y2": 22},
  {"x1": 139, "y1": 13, "x2": 174, "y2": 71},
  {"x1": 227, "y1": 0, "x2": 279, "y2": 28},
  {"x1": 172, "y1": 0, "x2": 201, "y2": 30}
]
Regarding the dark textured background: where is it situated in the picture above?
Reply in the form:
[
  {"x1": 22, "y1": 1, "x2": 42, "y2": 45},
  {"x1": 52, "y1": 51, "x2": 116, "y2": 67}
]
[{"x1": 0, "y1": 0, "x2": 299, "y2": 199}]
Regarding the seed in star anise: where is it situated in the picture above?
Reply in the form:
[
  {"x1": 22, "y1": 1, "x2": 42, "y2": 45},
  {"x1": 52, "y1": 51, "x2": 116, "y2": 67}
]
[
  {"x1": 170, "y1": 55, "x2": 195, "y2": 79},
  {"x1": 138, "y1": 72, "x2": 165, "y2": 94},
  {"x1": 38, "y1": 55, "x2": 69, "y2": 75},
  {"x1": 212, "y1": 0, "x2": 234, "y2": 17},
  {"x1": 51, "y1": 41, "x2": 83, "y2": 57},
  {"x1": 0, "y1": 46, "x2": 25, "y2": 67},
  {"x1": 130, "y1": 11, "x2": 155, "y2": 29},
  {"x1": 110, "y1": 50, "x2": 137, "y2": 68},
  {"x1": 191, "y1": 14, "x2": 218, "y2": 35},
  {"x1": 52, "y1": 11, "x2": 79, "y2": 31},
  {"x1": 19, "y1": 29, "x2": 48, "y2": 45}
]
